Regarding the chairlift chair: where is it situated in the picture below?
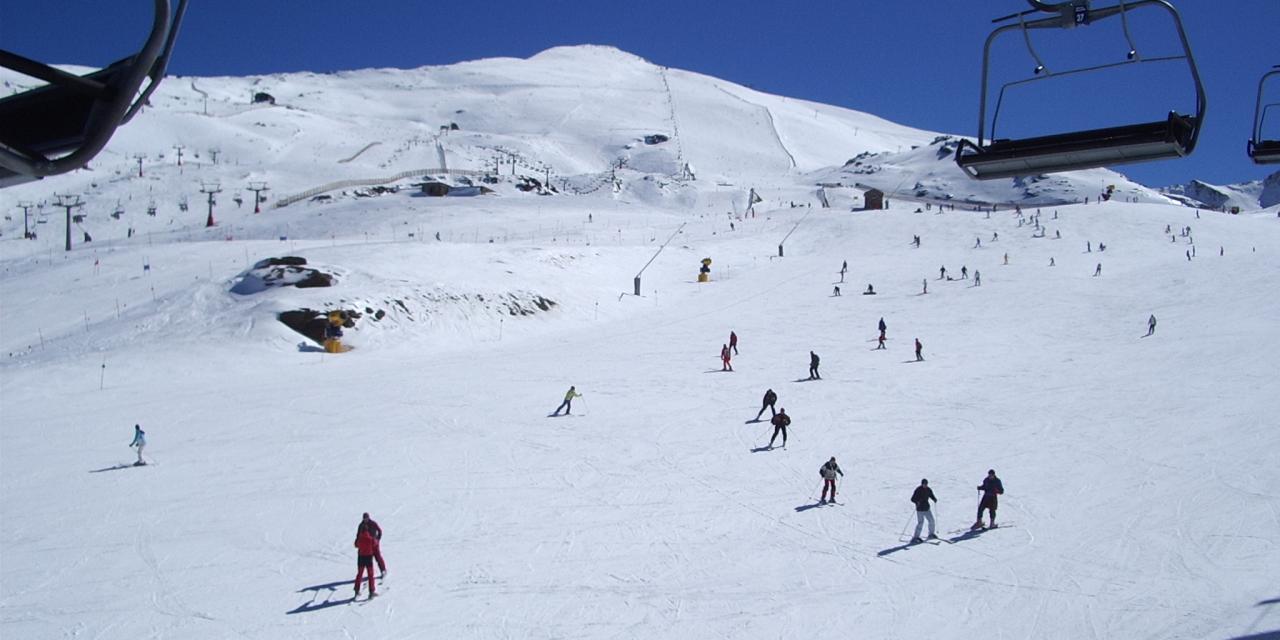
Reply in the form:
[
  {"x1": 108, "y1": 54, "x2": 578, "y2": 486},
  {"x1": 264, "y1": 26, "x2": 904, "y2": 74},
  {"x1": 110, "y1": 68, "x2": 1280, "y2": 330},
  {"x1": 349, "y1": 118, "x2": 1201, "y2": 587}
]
[
  {"x1": 955, "y1": 0, "x2": 1206, "y2": 180},
  {"x1": 1248, "y1": 66, "x2": 1280, "y2": 165},
  {"x1": 0, "y1": 0, "x2": 188, "y2": 188}
]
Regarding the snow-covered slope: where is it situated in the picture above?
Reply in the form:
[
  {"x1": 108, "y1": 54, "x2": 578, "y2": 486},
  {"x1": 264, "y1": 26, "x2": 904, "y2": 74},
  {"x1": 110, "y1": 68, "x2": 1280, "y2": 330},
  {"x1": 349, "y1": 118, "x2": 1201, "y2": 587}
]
[{"x1": 2, "y1": 46, "x2": 1279, "y2": 640}]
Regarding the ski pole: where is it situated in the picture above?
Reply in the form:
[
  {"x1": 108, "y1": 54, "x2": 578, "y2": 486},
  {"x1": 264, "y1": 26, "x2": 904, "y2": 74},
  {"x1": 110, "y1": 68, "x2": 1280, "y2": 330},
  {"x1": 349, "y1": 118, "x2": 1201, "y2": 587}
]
[{"x1": 899, "y1": 511, "x2": 914, "y2": 539}]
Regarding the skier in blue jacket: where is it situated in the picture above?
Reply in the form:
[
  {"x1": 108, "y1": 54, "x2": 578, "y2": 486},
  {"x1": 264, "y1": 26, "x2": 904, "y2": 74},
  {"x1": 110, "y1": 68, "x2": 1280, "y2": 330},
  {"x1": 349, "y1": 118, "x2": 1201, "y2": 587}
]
[{"x1": 129, "y1": 424, "x2": 146, "y2": 466}]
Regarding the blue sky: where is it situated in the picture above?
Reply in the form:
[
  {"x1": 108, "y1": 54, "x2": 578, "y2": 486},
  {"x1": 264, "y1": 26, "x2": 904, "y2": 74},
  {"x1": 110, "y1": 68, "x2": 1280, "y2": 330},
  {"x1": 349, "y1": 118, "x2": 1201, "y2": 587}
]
[{"x1": 3, "y1": 1, "x2": 1277, "y2": 188}]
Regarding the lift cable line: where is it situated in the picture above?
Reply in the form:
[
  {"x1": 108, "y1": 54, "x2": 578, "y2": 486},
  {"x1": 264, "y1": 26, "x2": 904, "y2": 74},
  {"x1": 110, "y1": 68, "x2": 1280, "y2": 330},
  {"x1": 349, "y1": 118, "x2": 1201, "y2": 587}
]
[{"x1": 954, "y1": 0, "x2": 1206, "y2": 180}]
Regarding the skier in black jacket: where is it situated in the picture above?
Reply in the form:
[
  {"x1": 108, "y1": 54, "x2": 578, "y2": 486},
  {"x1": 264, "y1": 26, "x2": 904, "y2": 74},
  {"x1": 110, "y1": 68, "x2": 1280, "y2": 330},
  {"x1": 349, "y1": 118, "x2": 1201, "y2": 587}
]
[
  {"x1": 808, "y1": 351, "x2": 820, "y2": 380},
  {"x1": 819, "y1": 457, "x2": 844, "y2": 504},
  {"x1": 755, "y1": 389, "x2": 778, "y2": 421},
  {"x1": 768, "y1": 410, "x2": 790, "y2": 449},
  {"x1": 972, "y1": 469, "x2": 1004, "y2": 530},
  {"x1": 910, "y1": 479, "x2": 938, "y2": 542}
]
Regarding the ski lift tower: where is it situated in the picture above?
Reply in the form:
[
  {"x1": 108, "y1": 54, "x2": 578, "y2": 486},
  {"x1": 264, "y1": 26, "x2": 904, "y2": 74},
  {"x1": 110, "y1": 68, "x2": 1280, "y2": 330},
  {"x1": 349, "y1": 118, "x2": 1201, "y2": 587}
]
[
  {"x1": 17, "y1": 201, "x2": 33, "y2": 239},
  {"x1": 55, "y1": 193, "x2": 84, "y2": 251},
  {"x1": 199, "y1": 181, "x2": 221, "y2": 227},
  {"x1": 248, "y1": 181, "x2": 269, "y2": 214}
]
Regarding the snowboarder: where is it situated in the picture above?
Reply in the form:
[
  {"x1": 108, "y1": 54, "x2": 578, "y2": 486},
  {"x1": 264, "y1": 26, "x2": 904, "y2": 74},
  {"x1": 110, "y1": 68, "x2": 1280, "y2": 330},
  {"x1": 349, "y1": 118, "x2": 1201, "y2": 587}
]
[
  {"x1": 729, "y1": 331, "x2": 739, "y2": 355},
  {"x1": 755, "y1": 388, "x2": 779, "y2": 421},
  {"x1": 972, "y1": 469, "x2": 1004, "y2": 529},
  {"x1": 768, "y1": 409, "x2": 790, "y2": 449},
  {"x1": 129, "y1": 424, "x2": 146, "y2": 466},
  {"x1": 910, "y1": 479, "x2": 938, "y2": 542},
  {"x1": 357, "y1": 513, "x2": 386, "y2": 578},
  {"x1": 939, "y1": 266, "x2": 946, "y2": 280},
  {"x1": 1147, "y1": 314, "x2": 1157, "y2": 336},
  {"x1": 1094, "y1": 263, "x2": 1102, "y2": 277},
  {"x1": 721, "y1": 344, "x2": 733, "y2": 371},
  {"x1": 819, "y1": 457, "x2": 844, "y2": 503},
  {"x1": 808, "y1": 351, "x2": 820, "y2": 380},
  {"x1": 973, "y1": 270, "x2": 981, "y2": 286},
  {"x1": 353, "y1": 523, "x2": 378, "y2": 598},
  {"x1": 961, "y1": 266, "x2": 968, "y2": 280},
  {"x1": 840, "y1": 260, "x2": 847, "y2": 282},
  {"x1": 914, "y1": 338, "x2": 924, "y2": 362},
  {"x1": 863, "y1": 284, "x2": 876, "y2": 295},
  {"x1": 552, "y1": 386, "x2": 582, "y2": 416}
]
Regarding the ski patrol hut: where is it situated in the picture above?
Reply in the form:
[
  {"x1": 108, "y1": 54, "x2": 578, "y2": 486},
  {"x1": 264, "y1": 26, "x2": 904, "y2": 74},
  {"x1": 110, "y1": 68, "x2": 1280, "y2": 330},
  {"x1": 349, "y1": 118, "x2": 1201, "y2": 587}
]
[{"x1": 862, "y1": 188, "x2": 885, "y2": 210}]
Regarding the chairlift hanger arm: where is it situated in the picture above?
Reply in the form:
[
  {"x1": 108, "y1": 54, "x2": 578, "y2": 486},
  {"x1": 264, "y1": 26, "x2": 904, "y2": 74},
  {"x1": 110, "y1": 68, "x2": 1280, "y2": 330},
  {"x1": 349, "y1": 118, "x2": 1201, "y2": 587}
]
[
  {"x1": 1252, "y1": 67, "x2": 1280, "y2": 143},
  {"x1": 0, "y1": 0, "x2": 187, "y2": 182},
  {"x1": 123, "y1": 0, "x2": 189, "y2": 125},
  {"x1": 972, "y1": 0, "x2": 1205, "y2": 148},
  {"x1": 1250, "y1": 67, "x2": 1280, "y2": 164}
]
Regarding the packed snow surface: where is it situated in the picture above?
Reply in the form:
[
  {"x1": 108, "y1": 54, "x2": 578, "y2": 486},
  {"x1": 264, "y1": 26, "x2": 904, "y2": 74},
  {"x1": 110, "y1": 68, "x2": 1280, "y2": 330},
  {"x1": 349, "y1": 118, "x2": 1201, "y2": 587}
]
[{"x1": 2, "y1": 45, "x2": 1278, "y2": 639}]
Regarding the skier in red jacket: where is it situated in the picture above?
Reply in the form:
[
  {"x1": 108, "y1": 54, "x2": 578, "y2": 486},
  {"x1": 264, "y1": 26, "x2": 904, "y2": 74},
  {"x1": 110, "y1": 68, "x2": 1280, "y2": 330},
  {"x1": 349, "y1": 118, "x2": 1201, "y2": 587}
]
[
  {"x1": 356, "y1": 513, "x2": 386, "y2": 578},
  {"x1": 354, "y1": 523, "x2": 378, "y2": 598}
]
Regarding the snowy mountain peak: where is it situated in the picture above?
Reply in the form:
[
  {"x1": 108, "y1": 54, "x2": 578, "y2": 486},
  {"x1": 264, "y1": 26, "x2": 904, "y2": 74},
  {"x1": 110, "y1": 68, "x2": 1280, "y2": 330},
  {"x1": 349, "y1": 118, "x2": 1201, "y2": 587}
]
[{"x1": 1159, "y1": 171, "x2": 1278, "y2": 210}]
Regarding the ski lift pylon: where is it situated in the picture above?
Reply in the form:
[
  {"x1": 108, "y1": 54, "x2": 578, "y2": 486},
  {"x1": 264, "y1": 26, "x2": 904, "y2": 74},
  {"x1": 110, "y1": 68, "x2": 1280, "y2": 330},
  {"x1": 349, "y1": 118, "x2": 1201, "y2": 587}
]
[
  {"x1": 955, "y1": 0, "x2": 1206, "y2": 180},
  {"x1": 0, "y1": 0, "x2": 189, "y2": 188},
  {"x1": 1248, "y1": 66, "x2": 1280, "y2": 165}
]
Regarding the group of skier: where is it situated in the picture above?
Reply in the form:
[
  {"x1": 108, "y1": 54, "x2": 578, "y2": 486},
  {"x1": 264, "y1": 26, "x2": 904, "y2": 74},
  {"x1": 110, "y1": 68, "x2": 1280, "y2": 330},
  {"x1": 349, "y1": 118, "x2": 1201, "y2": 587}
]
[{"x1": 900, "y1": 470, "x2": 1004, "y2": 543}]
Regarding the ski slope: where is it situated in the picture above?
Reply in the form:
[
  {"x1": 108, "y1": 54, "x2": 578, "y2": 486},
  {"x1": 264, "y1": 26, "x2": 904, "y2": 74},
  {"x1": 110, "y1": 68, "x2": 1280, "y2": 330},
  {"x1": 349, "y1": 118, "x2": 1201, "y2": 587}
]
[{"x1": 2, "y1": 45, "x2": 1279, "y2": 640}]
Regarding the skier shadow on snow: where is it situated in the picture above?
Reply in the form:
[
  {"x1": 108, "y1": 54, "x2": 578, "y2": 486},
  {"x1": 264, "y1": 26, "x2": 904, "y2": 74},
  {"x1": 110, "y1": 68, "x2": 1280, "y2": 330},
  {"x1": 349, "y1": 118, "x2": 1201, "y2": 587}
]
[
  {"x1": 877, "y1": 542, "x2": 917, "y2": 556},
  {"x1": 792, "y1": 378, "x2": 817, "y2": 383},
  {"x1": 89, "y1": 463, "x2": 143, "y2": 473},
  {"x1": 297, "y1": 342, "x2": 325, "y2": 353},
  {"x1": 1227, "y1": 599, "x2": 1280, "y2": 640},
  {"x1": 749, "y1": 445, "x2": 776, "y2": 453},
  {"x1": 287, "y1": 579, "x2": 359, "y2": 614},
  {"x1": 946, "y1": 528, "x2": 988, "y2": 544},
  {"x1": 794, "y1": 501, "x2": 829, "y2": 513}
]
